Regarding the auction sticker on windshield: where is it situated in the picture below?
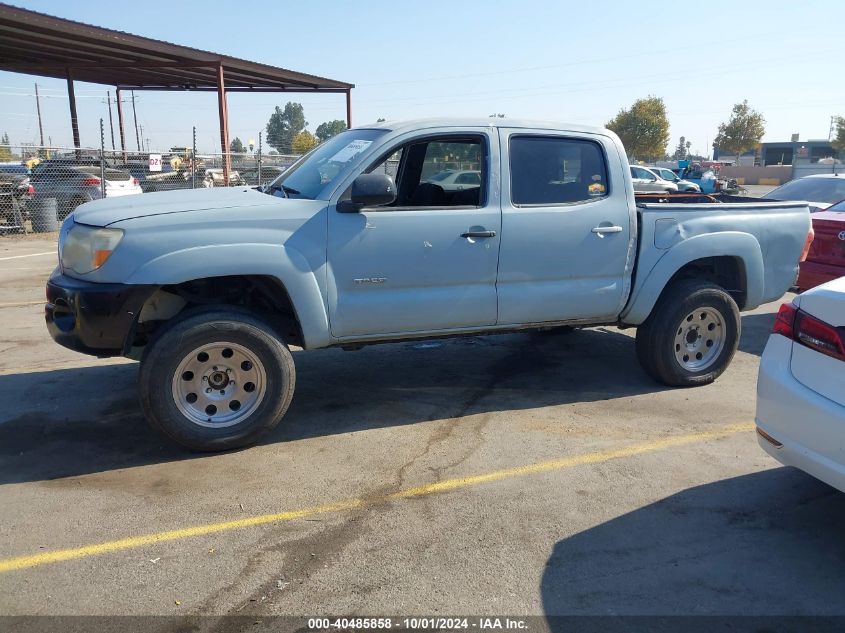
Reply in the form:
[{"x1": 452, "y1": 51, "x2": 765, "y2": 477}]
[{"x1": 329, "y1": 139, "x2": 373, "y2": 163}]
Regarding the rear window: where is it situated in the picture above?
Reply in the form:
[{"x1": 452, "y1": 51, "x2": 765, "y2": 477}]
[{"x1": 510, "y1": 136, "x2": 608, "y2": 206}]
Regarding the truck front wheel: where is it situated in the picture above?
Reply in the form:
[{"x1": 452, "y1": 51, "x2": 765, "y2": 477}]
[
  {"x1": 139, "y1": 309, "x2": 295, "y2": 451},
  {"x1": 635, "y1": 280, "x2": 740, "y2": 386}
]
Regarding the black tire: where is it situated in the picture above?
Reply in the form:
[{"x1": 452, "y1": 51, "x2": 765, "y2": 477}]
[
  {"x1": 635, "y1": 280, "x2": 740, "y2": 387},
  {"x1": 139, "y1": 308, "x2": 295, "y2": 451}
]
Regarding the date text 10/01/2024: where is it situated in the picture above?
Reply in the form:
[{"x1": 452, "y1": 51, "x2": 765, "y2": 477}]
[{"x1": 307, "y1": 617, "x2": 529, "y2": 630}]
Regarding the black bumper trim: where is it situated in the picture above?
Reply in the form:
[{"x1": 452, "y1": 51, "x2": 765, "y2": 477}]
[{"x1": 45, "y1": 272, "x2": 157, "y2": 357}]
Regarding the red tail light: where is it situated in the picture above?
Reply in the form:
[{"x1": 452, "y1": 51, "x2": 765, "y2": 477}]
[
  {"x1": 772, "y1": 302, "x2": 845, "y2": 362},
  {"x1": 795, "y1": 311, "x2": 845, "y2": 362},
  {"x1": 799, "y1": 227, "x2": 815, "y2": 263},
  {"x1": 772, "y1": 302, "x2": 797, "y2": 338},
  {"x1": 81, "y1": 177, "x2": 101, "y2": 186},
  {"x1": 26, "y1": 184, "x2": 34, "y2": 194},
  {"x1": 132, "y1": 178, "x2": 139, "y2": 186}
]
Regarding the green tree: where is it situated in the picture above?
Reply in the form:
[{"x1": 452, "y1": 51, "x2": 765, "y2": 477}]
[
  {"x1": 266, "y1": 102, "x2": 307, "y2": 153},
  {"x1": 606, "y1": 96, "x2": 670, "y2": 162},
  {"x1": 832, "y1": 116, "x2": 845, "y2": 157},
  {"x1": 713, "y1": 100, "x2": 765, "y2": 160},
  {"x1": 0, "y1": 132, "x2": 11, "y2": 161},
  {"x1": 315, "y1": 120, "x2": 347, "y2": 142},
  {"x1": 291, "y1": 130, "x2": 318, "y2": 154},
  {"x1": 229, "y1": 137, "x2": 245, "y2": 153},
  {"x1": 489, "y1": 113, "x2": 506, "y2": 118},
  {"x1": 672, "y1": 136, "x2": 692, "y2": 160}
]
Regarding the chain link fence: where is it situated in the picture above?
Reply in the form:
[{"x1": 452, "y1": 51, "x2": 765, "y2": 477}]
[{"x1": 0, "y1": 121, "x2": 303, "y2": 235}]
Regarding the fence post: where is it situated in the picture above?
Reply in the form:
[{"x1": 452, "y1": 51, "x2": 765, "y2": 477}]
[
  {"x1": 192, "y1": 126, "x2": 197, "y2": 189},
  {"x1": 258, "y1": 131, "x2": 262, "y2": 186},
  {"x1": 99, "y1": 118, "x2": 106, "y2": 199}
]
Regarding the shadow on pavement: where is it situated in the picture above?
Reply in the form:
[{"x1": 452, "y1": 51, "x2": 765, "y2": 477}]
[
  {"x1": 738, "y1": 311, "x2": 779, "y2": 356},
  {"x1": 0, "y1": 327, "x2": 665, "y2": 484},
  {"x1": 541, "y1": 468, "x2": 845, "y2": 620}
]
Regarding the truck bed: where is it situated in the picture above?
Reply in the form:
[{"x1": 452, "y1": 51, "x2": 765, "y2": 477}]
[{"x1": 623, "y1": 195, "x2": 811, "y2": 322}]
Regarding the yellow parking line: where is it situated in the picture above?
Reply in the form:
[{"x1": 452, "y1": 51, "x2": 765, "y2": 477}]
[
  {"x1": 0, "y1": 421, "x2": 753, "y2": 573},
  {"x1": 0, "y1": 358, "x2": 135, "y2": 376},
  {"x1": 0, "y1": 300, "x2": 44, "y2": 308}
]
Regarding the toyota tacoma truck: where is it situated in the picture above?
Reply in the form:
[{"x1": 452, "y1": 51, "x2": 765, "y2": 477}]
[{"x1": 45, "y1": 118, "x2": 813, "y2": 451}]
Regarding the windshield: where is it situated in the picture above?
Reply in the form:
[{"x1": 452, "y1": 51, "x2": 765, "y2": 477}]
[
  {"x1": 826, "y1": 199, "x2": 845, "y2": 212},
  {"x1": 767, "y1": 178, "x2": 845, "y2": 205},
  {"x1": 266, "y1": 129, "x2": 387, "y2": 199}
]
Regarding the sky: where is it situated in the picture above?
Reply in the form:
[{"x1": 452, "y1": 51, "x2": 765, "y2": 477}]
[{"x1": 1, "y1": 0, "x2": 842, "y2": 156}]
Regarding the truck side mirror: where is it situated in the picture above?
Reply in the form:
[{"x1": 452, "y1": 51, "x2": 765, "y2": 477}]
[{"x1": 338, "y1": 173, "x2": 397, "y2": 212}]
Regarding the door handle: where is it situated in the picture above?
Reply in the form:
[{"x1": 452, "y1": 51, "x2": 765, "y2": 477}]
[
  {"x1": 461, "y1": 230, "x2": 497, "y2": 238},
  {"x1": 591, "y1": 225, "x2": 623, "y2": 237}
]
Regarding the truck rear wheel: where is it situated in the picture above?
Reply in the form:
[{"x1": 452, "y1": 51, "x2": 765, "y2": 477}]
[
  {"x1": 139, "y1": 309, "x2": 295, "y2": 451},
  {"x1": 635, "y1": 280, "x2": 740, "y2": 386}
]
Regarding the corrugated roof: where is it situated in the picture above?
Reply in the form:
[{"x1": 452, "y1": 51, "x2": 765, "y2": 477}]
[{"x1": 0, "y1": 3, "x2": 353, "y2": 92}]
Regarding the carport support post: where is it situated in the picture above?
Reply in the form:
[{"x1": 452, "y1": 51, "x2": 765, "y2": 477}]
[
  {"x1": 216, "y1": 64, "x2": 231, "y2": 185},
  {"x1": 65, "y1": 68, "x2": 81, "y2": 156},
  {"x1": 345, "y1": 90, "x2": 352, "y2": 128},
  {"x1": 116, "y1": 88, "x2": 127, "y2": 163}
]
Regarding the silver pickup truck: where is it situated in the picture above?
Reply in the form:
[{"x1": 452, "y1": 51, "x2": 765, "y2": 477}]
[{"x1": 45, "y1": 118, "x2": 812, "y2": 450}]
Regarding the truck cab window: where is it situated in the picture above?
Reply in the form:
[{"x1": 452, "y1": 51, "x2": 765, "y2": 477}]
[
  {"x1": 362, "y1": 136, "x2": 485, "y2": 208},
  {"x1": 510, "y1": 136, "x2": 608, "y2": 206}
]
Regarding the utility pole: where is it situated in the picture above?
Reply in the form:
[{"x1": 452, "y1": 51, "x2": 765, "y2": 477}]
[
  {"x1": 131, "y1": 90, "x2": 140, "y2": 152},
  {"x1": 34, "y1": 83, "x2": 44, "y2": 148},
  {"x1": 139, "y1": 125, "x2": 145, "y2": 152},
  {"x1": 106, "y1": 91, "x2": 116, "y2": 150}
]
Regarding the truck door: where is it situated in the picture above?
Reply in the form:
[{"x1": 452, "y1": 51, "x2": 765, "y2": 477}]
[
  {"x1": 327, "y1": 129, "x2": 501, "y2": 339},
  {"x1": 496, "y1": 129, "x2": 633, "y2": 324}
]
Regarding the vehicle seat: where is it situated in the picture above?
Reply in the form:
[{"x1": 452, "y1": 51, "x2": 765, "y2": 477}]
[
  {"x1": 410, "y1": 182, "x2": 446, "y2": 207},
  {"x1": 450, "y1": 187, "x2": 480, "y2": 206}
]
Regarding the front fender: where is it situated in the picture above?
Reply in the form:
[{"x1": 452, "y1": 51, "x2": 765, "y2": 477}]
[
  {"x1": 124, "y1": 243, "x2": 331, "y2": 349},
  {"x1": 621, "y1": 231, "x2": 764, "y2": 325}
]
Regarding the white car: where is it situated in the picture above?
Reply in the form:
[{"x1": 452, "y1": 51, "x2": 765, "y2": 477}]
[
  {"x1": 648, "y1": 167, "x2": 702, "y2": 193},
  {"x1": 629, "y1": 165, "x2": 678, "y2": 193},
  {"x1": 424, "y1": 169, "x2": 482, "y2": 191},
  {"x1": 756, "y1": 276, "x2": 845, "y2": 491},
  {"x1": 765, "y1": 173, "x2": 845, "y2": 213}
]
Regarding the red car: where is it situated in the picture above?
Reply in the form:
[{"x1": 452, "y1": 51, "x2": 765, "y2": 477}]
[{"x1": 798, "y1": 198, "x2": 845, "y2": 291}]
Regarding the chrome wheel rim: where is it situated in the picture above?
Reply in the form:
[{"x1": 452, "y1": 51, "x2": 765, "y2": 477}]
[
  {"x1": 673, "y1": 307, "x2": 726, "y2": 372},
  {"x1": 171, "y1": 342, "x2": 267, "y2": 428}
]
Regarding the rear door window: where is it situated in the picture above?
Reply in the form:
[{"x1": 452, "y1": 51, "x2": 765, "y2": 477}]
[{"x1": 510, "y1": 136, "x2": 608, "y2": 205}]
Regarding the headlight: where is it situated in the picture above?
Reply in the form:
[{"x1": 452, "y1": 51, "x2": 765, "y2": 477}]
[{"x1": 60, "y1": 223, "x2": 124, "y2": 275}]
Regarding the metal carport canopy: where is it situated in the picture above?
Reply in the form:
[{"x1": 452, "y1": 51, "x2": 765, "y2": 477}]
[{"x1": 0, "y1": 2, "x2": 354, "y2": 178}]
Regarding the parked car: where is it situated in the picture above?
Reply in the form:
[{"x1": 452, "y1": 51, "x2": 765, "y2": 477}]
[
  {"x1": 202, "y1": 169, "x2": 247, "y2": 187},
  {"x1": 0, "y1": 172, "x2": 32, "y2": 226},
  {"x1": 756, "y1": 277, "x2": 845, "y2": 492},
  {"x1": 141, "y1": 170, "x2": 195, "y2": 193},
  {"x1": 765, "y1": 173, "x2": 845, "y2": 213},
  {"x1": 647, "y1": 167, "x2": 701, "y2": 192},
  {"x1": 45, "y1": 118, "x2": 811, "y2": 450},
  {"x1": 237, "y1": 165, "x2": 287, "y2": 187},
  {"x1": 0, "y1": 163, "x2": 29, "y2": 176},
  {"x1": 629, "y1": 165, "x2": 678, "y2": 193},
  {"x1": 31, "y1": 163, "x2": 141, "y2": 219},
  {"x1": 425, "y1": 169, "x2": 482, "y2": 192},
  {"x1": 797, "y1": 198, "x2": 845, "y2": 291}
]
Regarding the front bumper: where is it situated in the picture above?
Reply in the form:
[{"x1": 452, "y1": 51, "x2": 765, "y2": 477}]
[
  {"x1": 756, "y1": 334, "x2": 845, "y2": 493},
  {"x1": 45, "y1": 270, "x2": 156, "y2": 357}
]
